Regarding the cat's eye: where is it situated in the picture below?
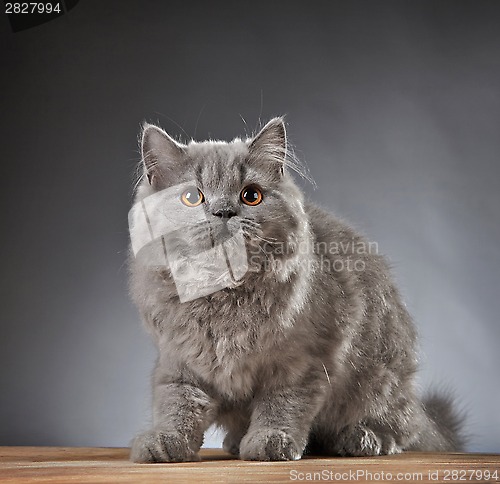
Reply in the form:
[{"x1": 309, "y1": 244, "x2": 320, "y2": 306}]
[
  {"x1": 240, "y1": 185, "x2": 263, "y2": 206},
  {"x1": 181, "y1": 187, "x2": 204, "y2": 207}
]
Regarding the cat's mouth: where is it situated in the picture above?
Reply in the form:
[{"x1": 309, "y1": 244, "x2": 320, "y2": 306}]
[{"x1": 207, "y1": 217, "x2": 242, "y2": 246}]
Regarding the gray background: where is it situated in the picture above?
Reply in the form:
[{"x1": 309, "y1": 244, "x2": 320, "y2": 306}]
[{"x1": 1, "y1": 0, "x2": 499, "y2": 453}]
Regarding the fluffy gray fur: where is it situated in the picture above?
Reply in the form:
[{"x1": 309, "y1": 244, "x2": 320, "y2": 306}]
[{"x1": 129, "y1": 117, "x2": 463, "y2": 462}]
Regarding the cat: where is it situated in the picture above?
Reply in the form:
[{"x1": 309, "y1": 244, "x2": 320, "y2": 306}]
[{"x1": 128, "y1": 117, "x2": 464, "y2": 462}]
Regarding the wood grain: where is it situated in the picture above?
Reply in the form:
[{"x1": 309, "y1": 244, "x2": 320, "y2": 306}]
[{"x1": 0, "y1": 447, "x2": 498, "y2": 483}]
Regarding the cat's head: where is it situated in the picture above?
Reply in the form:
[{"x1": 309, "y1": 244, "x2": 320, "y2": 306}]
[{"x1": 131, "y1": 118, "x2": 309, "y2": 289}]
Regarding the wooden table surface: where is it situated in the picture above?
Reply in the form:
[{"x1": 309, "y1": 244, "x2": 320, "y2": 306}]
[{"x1": 0, "y1": 447, "x2": 499, "y2": 483}]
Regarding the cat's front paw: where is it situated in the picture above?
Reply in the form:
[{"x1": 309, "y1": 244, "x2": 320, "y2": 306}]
[
  {"x1": 130, "y1": 429, "x2": 200, "y2": 463},
  {"x1": 240, "y1": 429, "x2": 302, "y2": 461}
]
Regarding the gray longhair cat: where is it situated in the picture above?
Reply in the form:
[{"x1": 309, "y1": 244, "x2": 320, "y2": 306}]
[{"x1": 128, "y1": 117, "x2": 463, "y2": 463}]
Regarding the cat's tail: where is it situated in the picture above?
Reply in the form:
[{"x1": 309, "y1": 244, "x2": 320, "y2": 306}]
[{"x1": 408, "y1": 392, "x2": 466, "y2": 451}]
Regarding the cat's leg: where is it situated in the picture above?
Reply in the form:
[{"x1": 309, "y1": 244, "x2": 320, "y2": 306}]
[
  {"x1": 239, "y1": 383, "x2": 326, "y2": 461},
  {"x1": 223, "y1": 432, "x2": 243, "y2": 456},
  {"x1": 219, "y1": 409, "x2": 250, "y2": 456},
  {"x1": 130, "y1": 382, "x2": 215, "y2": 463}
]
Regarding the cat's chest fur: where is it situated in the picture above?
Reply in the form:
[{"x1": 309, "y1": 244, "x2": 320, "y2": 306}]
[{"x1": 162, "y1": 281, "x2": 299, "y2": 400}]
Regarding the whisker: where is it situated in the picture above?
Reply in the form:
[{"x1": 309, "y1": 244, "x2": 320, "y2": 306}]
[
  {"x1": 253, "y1": 234, "x2": 280, "y2": 245},
  {"x1": 322, "y1": 363, "x2": 332, "y2": 387}
]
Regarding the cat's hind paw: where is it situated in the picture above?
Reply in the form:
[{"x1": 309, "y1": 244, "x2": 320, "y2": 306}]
[
  {"x1": 240, "y1": 429, "x2": 302, "y2": 461},
  {"x1": 130, "y1": 429, "x2": 200, "y2": 463},
  {"x1": 337, "y1": 425, "x2": 383, "y2": 457}
]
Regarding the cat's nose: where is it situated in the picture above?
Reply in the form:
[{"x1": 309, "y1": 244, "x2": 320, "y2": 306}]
[{"x1": 212, "y1": 208, "x2": 237, "y2": 219}]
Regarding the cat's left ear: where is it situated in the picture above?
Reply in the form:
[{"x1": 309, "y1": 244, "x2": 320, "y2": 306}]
[{"x1": 248, "y1": 117, "x2": 287, "y2": 177}]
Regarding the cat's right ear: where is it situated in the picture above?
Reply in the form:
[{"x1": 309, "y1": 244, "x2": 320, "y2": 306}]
[
  {"x1": 141, "y1": 123, "x2": 185, "y2": 188},
  {"x1": 248, "y1": 117, "x2": 287, "y2": 178}
]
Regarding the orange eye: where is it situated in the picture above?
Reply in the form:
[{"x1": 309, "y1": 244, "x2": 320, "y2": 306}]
[
  {"x1": 181, "y1": 187, "x2": 204, "y2": 207},
  {"x1": 240, "y1": 185, "x2": 263, "y2": 206}
]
